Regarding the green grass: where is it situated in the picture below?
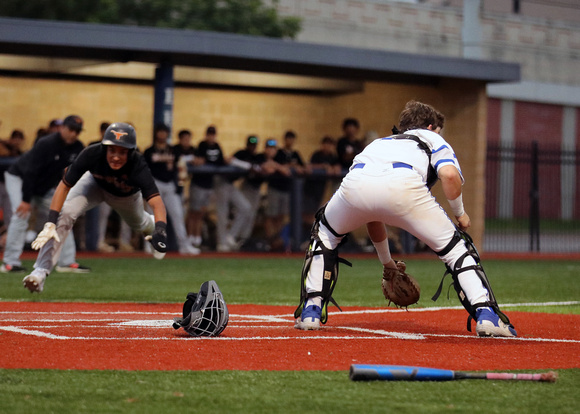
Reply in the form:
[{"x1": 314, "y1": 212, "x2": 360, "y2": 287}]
[
  {"x1": 1, "y1": 257, "x2": 579, "y2": 312},
  {"x1": 1, "y1": 256, "x2": 579, "y2": 413},
  {"x1": 1, "y1": 369, "x2": 578, "y2": 414}
]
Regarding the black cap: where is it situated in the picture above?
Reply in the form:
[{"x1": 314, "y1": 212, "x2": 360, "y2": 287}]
[
  {"x1": 62, "y1": 115, "x2": 83, "y2": 132},
  {"x1": 206, "y1": 125, "x2": 216, "y2": 135},
  {"x1": 49, "y1": 119, "x2": 63, "y2": 128},
  {"x1": 247, "y1": 135, "x2": 258, "y2": 145}
]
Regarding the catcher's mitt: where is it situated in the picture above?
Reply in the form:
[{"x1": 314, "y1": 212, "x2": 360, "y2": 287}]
[{"x1": 381, "y1": 260, "x2": 420, "y2": 308}]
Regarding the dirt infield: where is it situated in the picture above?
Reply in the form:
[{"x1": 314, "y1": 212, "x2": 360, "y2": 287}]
[{"x1": 1, "y1": 302, "x2": 579, "y2": 371}]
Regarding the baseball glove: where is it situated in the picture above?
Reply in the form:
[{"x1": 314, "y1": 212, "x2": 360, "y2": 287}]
[{"x1": 381, "y1": 260, "x2": 421, "y2": 308}]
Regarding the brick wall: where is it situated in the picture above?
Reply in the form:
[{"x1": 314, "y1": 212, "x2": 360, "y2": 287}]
[{"x1": 0, "y1": 74, "x2": 488, "y2": 245}]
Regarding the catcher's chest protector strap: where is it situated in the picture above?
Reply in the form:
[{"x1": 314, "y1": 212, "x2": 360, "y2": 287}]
[
  {"x1": 392, "y1": 134, "x2": 438, "y2": 189},
  {"x1": 432, "y1": 230, "x2": 513, "y2": 332}
]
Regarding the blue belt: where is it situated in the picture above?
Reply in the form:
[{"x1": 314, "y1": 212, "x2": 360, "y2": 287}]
[{"x1": 352, "y1": 162, "x2": 412, "y2": 170}]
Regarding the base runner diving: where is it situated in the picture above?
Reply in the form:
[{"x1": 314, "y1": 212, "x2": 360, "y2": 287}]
[
  {"x1": 23, "y1": 122, "x2": 168, "y2": 293},
  {"x1": 294, "y1": 100, "x2": 516, "y2": 337}
]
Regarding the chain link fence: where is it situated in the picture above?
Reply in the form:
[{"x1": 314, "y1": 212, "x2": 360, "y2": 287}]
[{"x1": 484, "y1": 141, "x2": 580, "y2": 253}]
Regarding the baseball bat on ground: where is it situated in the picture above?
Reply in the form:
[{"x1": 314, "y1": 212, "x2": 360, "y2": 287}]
[{"x1": 349, "y1": 365, "x2": 557, "y2": 382}]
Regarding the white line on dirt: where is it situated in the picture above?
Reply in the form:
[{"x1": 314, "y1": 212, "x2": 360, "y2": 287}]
[
  {"x1": 1, "y1": 301, "x2": 577, "y2": 319},
  {"x1": 1, "y1": 325, "x2": 578, "y2": 343},
  {"x1": 0, "y1": 326, "x2": 69, "y2": 339},
  {"x1": 1, "y1": 301, "x2": 579, "y2": 343}
]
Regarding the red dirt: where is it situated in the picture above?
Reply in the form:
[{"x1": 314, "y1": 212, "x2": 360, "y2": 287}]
[{"x1": 1, "y1": 301, "x2": 578, "y2": 371}]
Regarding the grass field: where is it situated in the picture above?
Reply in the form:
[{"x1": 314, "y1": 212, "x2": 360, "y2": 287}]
[{"x1": 1, "y1": 255, "x2": 579, "y2": 413}]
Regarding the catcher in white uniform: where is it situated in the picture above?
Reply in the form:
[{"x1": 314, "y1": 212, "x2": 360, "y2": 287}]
[{"x1": 294, "y1": 100, "x2": 516, "y2": 337}]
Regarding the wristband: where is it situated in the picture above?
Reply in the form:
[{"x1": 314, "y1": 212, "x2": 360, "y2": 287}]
[
  {"x1": 155, "y1": 221, "x2": 167, "y2": 232},
  {"x1": 48, "y1": 209, "x2": 60, "y2": 224},
  {"x1": 372, "y1": 238, "x2": 392, "y2": 265},
  {"x1": 448, "y1": 194, "x2": 465, "y2": 217}
]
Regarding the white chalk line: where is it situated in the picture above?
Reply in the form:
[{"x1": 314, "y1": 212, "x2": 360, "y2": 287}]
[
  {"x1": 1, "y1": 301, "x2": 577, "y2": 320},
  {"x1": 0, "y1": 325, "x2": 578, "y2": 343},
  {"x1": 0, "y1": 301, "x2": 579, "y2": 343}
]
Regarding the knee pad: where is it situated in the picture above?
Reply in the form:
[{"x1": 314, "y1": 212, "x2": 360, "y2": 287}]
[
  {"x1": 294, "y1": 205, "x2": 351, "y2": 324},
  {"x1": 432, "y1": 229, "x2": 512, "y2": 332}
]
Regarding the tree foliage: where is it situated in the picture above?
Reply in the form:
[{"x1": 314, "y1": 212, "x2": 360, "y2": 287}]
[{"x1": 0, "y1": 0, "x2": 301, "y2": 39}]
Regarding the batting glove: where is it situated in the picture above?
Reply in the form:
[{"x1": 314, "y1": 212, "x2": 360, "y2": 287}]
[
  {"x1": 147, "y1": 221, "x2": 168, "y2": 253},
  {"x1": 32, "y1": 222, "x2": 60, "y2": 250}
]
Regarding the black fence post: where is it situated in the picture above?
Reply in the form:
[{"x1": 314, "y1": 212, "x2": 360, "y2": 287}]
[{"x1": 529, "y1": 141, "x2": 540, "y2": 252}]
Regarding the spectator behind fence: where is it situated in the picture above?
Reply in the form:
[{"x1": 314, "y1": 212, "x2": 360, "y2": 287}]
[
  {"x1": 214, "y1": 136, "x2": 253, "y2": 252},
  {"x1": 336, "y1": 117, "x2": 363, "y2": 171},
  {"x1": 34, "y1": 118, "x2": 62, "y2": 145},
  {"x1": 0, "y1": 130, "x2": 26, "y2": 235},
  {"x1": 235, "y1": 135, "x2": 267, "y2": 244},
  {"x1": 1, "y1": 115, "x2": 89, "y2": 274},
  {"x1": 189, "y1": 125, "x2": 225, "y2": 249},
  {"x1": 303, "y1": 136, "x2": 341, "y2": 227},
  {"x1": 143, "y1": 124, "x2": 199, "y2": 255},
  {"x1": 264, "y1": 131, "x2": 304, "y2": 250},
  {"x1": 173, "y1": 129, "x2": 198, "y2": 246}
]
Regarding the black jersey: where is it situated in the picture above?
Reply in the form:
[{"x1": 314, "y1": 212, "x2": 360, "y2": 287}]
[
  {"x1": 63, "y1": 143, "x2": 160, "y2": 201},
  {"x1": 269, "y1": 148, "x2": 304, "y2": 192},
  {"x1": 242, "y1": 152, "x2": 267, "y2": 189},
  {"x1": 13, "y1": 132, "x2": 84, "y2": 203},
  {"x1": 191, "y1": 140, "x2": 225, "y2": 189},
  {"x1": 336, "y1": 136, "x2": 363, "y2": 170},
  {"x1": 143, "y1": 144, "x2": 177, "y2": 184},
  {"x1": 305, "y1": 150, "x2": 339, "y2": 197}
]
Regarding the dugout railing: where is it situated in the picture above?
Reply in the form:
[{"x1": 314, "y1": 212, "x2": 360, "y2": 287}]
[{"x1": 4, "y1": 147, "x2": 578, "y2": 254}]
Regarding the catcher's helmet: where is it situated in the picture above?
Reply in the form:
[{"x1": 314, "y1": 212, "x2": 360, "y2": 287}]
[
  {"x1": 172, "y1": 280, "x2": 229, "y2": 337},
  {"x1": 102, "y1": 122, "x2": 137, "y2": 150}
]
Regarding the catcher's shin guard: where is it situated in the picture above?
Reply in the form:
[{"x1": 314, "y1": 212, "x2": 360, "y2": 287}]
[
  {"x1": 432, "y1": 229, "x2": 514, "y2": 332},
  {"x1": 294, "y1": 206, "x2": 351, "y2": 324}
]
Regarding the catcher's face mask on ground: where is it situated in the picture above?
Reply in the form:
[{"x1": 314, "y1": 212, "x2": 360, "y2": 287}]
[{"x1": 172, "y1": 280, "x2": 229, "y2": 337}]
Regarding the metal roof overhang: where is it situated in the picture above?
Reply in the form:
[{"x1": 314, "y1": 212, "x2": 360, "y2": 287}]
[{"x1": 0, "y1": 17, "x2": 520, "y2": 88}]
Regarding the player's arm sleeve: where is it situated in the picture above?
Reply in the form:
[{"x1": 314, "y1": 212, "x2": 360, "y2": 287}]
[{"x1": 431, "y1": 143, "x2": 464, "y2": 184}]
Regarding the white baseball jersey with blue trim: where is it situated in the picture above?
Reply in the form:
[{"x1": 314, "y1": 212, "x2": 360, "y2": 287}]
[{"x1": 351, "y1": 129, "x2": 463, "y2": 185}]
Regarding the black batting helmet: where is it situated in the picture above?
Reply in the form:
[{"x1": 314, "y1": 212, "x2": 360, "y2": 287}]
[
  {"x1": 102, "y1": 123, "x2": 137, "y2": 149},
  {"x1": 172, "y1": 280, "x2": 229, "y2": 337}
]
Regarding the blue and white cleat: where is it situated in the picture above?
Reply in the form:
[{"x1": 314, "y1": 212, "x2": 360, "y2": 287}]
[
  {"x1": 475, "y1": 308, "x2": 517, "y2": 337},
  {"x1": 295, "y1": 305, "x2": 322, "y2": 330}
]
